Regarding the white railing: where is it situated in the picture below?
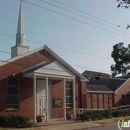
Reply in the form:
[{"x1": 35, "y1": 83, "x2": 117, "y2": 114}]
[
  {"x1": 76, "y1": 108, "x2": 105, "y2": 119},
  {"x1": 111, "y1": 105, "x2": 130, "y2": 111},
  {"x1": 76, "y1": 108, "x2": 88, "y2": 119}
]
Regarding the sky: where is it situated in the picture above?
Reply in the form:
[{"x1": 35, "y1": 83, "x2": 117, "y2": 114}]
[{"x1": 1, "y1": 0, "x2": 130, "y2": 74}]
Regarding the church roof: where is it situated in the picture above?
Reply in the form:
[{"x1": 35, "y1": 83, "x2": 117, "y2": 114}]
[
  {"x1": 87, "y1": 77, "x2": 128, "y2": 91},
  {"x1": 0, "y1": 45, "x2": 88, "y2": 82}
]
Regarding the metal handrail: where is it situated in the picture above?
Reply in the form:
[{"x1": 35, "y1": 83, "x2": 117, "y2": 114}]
[{"x1": 111, "y1": 105, "x2": 130, "y2": 110}]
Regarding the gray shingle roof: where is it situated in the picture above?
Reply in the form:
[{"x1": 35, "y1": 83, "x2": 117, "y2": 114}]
[
  {"x1": 87, "y1": 77, "x2": 128, "y2": 91},
  {"x1": 87, "y1": 84, "x2": 113, "y2": 92},
  {"x1": 82, "y1": 70, "x2": 111, "y2": 77}
]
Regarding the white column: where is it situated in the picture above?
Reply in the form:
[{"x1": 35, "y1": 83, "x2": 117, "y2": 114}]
[
  {"x1": 46, "y1": 77, "x2": 48, "y2": 122},
  {"x1": 73, "y1": 79, "x2": 76, "y2": 119},
  {"x1": 33, "y1": 75, "x2": 36, "y2": 123},
  {"x1": 63, "y1": 79, "x2": 66, "y2": 120}
]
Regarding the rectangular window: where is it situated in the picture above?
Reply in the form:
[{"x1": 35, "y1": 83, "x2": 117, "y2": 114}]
[
  {"x1": 7, "y1": 77, "x2": 19, "y2": 109},
  {"x1": 66, "y1": 82, "x2": 73, "y2": 108}
]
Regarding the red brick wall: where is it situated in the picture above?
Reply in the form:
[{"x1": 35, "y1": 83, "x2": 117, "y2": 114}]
[
  {"x1": 75, "y1": 79, "x2": 82, "y2": 108},
  {"x1": 0, "y1": 50, "x2": 56, "y2": 81},
  {"x1": 115, "y1": 79, "x2": 130, "y2": 107},
  {"x1": 109, "y1": 94, "x2": 113, "y2": 108},
  {"x1": 0, "y1": 50, "x2": 56, "y2": 119},
  {"x1": 0, "y1": 77, "x2": 34, "y2": 119},
  {"x1": 81, "y1": 81, "x2": 87, "y2": 108},
  {"x1": 92, "y1": 94, "x2": 97, "y2": 108},
  {"x1": 104, "y1": 94, "x2": 108, "y2": 109},
  {"x1": 51, "y1": 79, "x2": 82, "y2": 118},
  {"x1": 98, "y1": 94, "x2": 103, "y2": 109},
  {"x1": 52, "y1": 80, "x2": 64, "y2": 118},
  {"x1": 85, "y1": 93, "x2": 114, "y2": 109},
  {"x1": 86, "y1": 94, "x2": 91, "y2": 108},
  {"x1": 0, "y1": 48, "x2": 85, "y2": 119}
]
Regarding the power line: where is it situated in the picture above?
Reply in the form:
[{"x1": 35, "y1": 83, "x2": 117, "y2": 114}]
[
  {"x1": 0, "y1": 33, "x2": 111, "y2": 59},
  {"x1": 0, "y1": 49, "x2": 129, "y2": 80},
  {"x1": 40, "y1": 0, "x2": 130, "y2": 35},
  {"x1": 59, "y1": 54, "x2": 111, "y2": 64},
  {"x1": 0, "y1": 48, "x2": 112, "y2": 65},
  {"x1": 52, "y1": 0, "x2": 127, "y2": 31},
  {"x1": 0, "y1": 58, "x2": 111, "y2": 76},
  {"x1": 0, "y1": 2, "x2": 130, "y2": 59},
  {"x1": 46, "y1": 44, "x2": 111, "y2": 59},
  {"x1": 71, "y1": 64, "x2": 111, "y2": 73},
  {"x1": 0, "y1": 41, "x2": 14, "y2": 45},
  {"x1": 1, "y1": 51, "x2": 129, "y2": 80},
  {"x1": 22, "y1": 0, "x2": 130, "y2": 40}
]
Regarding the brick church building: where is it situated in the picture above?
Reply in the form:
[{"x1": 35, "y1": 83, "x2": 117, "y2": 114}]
[{"x1": 0, "y1": 0, "x2": 130, "y2": 123}]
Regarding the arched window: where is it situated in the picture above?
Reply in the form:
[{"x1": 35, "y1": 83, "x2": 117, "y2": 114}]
[{"x1": 7, "y1": 77, "x2": 19, "y2": 109}]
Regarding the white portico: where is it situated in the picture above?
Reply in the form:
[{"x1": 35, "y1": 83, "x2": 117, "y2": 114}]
[{"x1": 23, "y1": 61, "x2": 76, "y2": 123}]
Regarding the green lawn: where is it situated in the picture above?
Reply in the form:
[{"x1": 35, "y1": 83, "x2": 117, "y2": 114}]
[{"x1": 95, "y1": 116, "x2": 130, "y2": 124}]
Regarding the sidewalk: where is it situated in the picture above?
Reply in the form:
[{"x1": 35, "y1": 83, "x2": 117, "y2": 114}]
[{"x1": 19, "y1": 120, "x2": 103, "y2": 130}]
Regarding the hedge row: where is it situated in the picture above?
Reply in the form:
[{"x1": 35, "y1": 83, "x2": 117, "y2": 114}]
[
  {"x1": 81, "y1": 109, "x2": 130, "y2": 121},
  {"x1": 112, "y1": 109, "x2": 130, "y2": 117},
  {"x1": 0, "y1": 115, "x2": 33, "y2": 128}
]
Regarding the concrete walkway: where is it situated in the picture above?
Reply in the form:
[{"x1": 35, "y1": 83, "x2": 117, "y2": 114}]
[{"x1": 19, "y1": 120, "x2": 103, "y2": 130}]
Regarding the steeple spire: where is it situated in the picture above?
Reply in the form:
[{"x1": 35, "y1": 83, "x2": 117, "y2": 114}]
[
  {"x1": 16, "y1": 0, "x2": 25, "y2": 46},
  {"x1": 11, "y1": 0, "x2": 29, "y2": 58}
]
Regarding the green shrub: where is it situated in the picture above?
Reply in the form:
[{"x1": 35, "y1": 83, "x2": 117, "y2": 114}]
[
  {"x1": 81, "y1": 109, "x2": 130, "y2": 121},
  {"x1": 0, "y1": 115, "x2": 33, "y2": 128},
  {"x1": 81, "y1": 110, "x2": 112, "y2": 121},
  {"x1": 104, "y1": 110, "x2": 112, "y2": 119},
  {"x1": 112, "y1": 109, "x2": 130, "y2": 117}
]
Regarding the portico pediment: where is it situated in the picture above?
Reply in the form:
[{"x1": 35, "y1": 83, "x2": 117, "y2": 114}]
[{"x1": 23, "y1": 61, "x2": 75, "y2": 78}]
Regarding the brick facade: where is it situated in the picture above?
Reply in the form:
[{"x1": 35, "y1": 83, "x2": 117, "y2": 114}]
[
  {"x1": 0, "y1": 48, "x2": 87, "y2": 120},
  {"x1": 1, "y1": 47, "x2": 130, "y2": 121},
  {"x1": 85, "y1": 93, "x2": 114, "y2": 109},
  {"x1": 114, "y1": 79, "x2": 130, "y2": 107}
]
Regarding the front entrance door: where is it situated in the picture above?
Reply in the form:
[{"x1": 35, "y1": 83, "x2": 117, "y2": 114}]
[{"x1": 37, "y1": 80, "x2": 52, "y2": 119}]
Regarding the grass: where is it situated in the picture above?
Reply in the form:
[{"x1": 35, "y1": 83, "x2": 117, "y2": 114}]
[{"x1": 95, "y1": 116, "x2": 130, "y2": 124}]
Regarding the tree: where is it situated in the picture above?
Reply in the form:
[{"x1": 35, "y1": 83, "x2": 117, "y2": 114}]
[
  {"x1": 117, "y1": 1, "x2": 130, "y2": 29},
  {"x1": 111, "y1": 42, "x2": 130, "y2": 76},
  {"x1": 117, "y1": 0, "x2": 130, "y2": 8}
]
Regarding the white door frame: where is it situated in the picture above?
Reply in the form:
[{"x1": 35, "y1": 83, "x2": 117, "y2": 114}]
[{"x1": 33, "y1": 76, "x2": 76, "y2": 123}]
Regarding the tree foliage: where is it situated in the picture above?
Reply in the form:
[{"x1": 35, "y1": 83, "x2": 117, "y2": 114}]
[
  {"x1": 111, "y1": 42, "x2": 130, "y2": 76},
  {"x1": 117, "y1": 0, "x2": 130, "y2": 8}
]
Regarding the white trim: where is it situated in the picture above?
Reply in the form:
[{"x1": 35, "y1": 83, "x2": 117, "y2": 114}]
[
  {"x1": 24, "y1": 72, "x2": 75, "y2": 79},
  {"x1": 46, "y1": 77, "x2": 48, "y2": 122},
  {"x1": 33, "y1": 75, "x2": 36, "y2": 123},
  {"x1": 34, "y1": 73, "x2": 75, "y2": 79},
  {"x1": 73, "y1": 79, "x2": 76, "y2": 119},
  {"x1": 1, "y1": 45, "x2": 87, "y2": 81},
  {"x1": 0, "y1": 46, "x2": 45, "y2": 67},
  {"x1": 44, "y1": 46, "x2": 88, "y2": 81},
  {"x1": 115, "y1": 78, "x2": 130, "y2": 92},
  {"x1": 86, "y1": 90, "x2": 114, "y2": 93},
  {"x1": 80, "y1": 79, "x2": 88, "y2": 82}
]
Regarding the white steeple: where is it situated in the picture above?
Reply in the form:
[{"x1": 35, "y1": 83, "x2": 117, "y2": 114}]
[
  {"x1": 11, "y1": 0, "x2": 29, "y2": 58},
  {"x1": 16, "y1": 0, "x2": 25, "y2": 45}
]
